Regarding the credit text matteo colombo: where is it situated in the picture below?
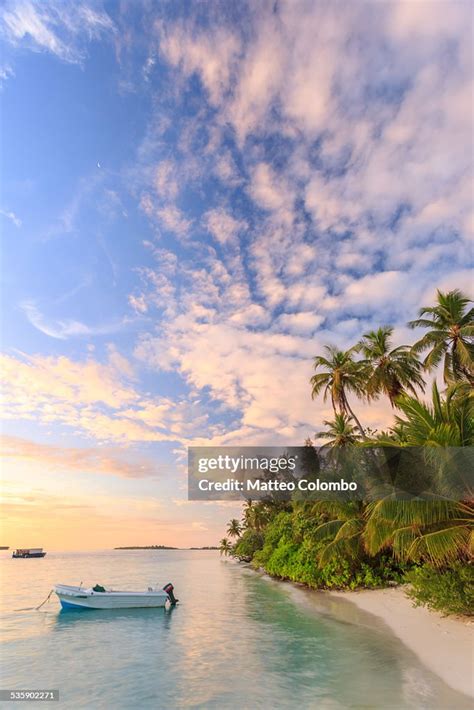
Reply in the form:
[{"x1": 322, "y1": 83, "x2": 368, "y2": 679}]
[{"x1": 197, "y1": 478, "x2": 358, "y2": 492}]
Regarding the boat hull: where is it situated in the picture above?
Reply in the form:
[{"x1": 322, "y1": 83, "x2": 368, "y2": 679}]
[
  {"x1": 12, "y1": 552, "x2": 46, "y2": 558},
  {"x1": 55, "y1": 585, "x2": 169, "y2": 610}
]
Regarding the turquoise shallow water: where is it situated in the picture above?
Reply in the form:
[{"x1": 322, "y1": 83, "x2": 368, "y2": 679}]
[{"x1": 0, "y1": 550, "x2": 470, "y2": 709}]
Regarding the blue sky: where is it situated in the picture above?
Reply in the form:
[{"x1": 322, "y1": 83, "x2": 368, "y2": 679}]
[{"x1": 0, "y1": 0, "x2": 472, "y2": 547}]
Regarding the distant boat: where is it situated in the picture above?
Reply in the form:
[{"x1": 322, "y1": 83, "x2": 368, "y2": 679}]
[
  {"x1": 12, "y1": 548, "x2": 46, "y2": 558},
  {"x1": 55, "y1": 582, "x2": 178, "y2": 610}
]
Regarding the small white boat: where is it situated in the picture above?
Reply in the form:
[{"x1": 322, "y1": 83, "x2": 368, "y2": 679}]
[{"x1": 55, "y1": 582, "x2": 177, "y2": 610}]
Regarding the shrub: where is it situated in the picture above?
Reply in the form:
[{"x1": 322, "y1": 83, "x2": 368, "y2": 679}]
[
  {"x1": 251, "y1": 508, "x2": 411, "y2": 590},
  {"x1": 233, "y1": 530, "x2": 264, "y2": 559},
  {"x1": 252, "y1": 511, "x2": 294, "y2": 568},
  {"x1": 317, "y1": 555, "x2": 409, "y2": 590},
  {"x1": 406, "y1": 562, "x2": 474, "y2": 616}
]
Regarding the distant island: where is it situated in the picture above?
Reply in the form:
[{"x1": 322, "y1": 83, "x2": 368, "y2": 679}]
[
  {"x1": 115, "y1": 545, "x2": 219, "y2": 550},
  {"x1": 0, "y1": 546, "x2": 9, "y2": 550},
  {"x1": 115, "y1": 545, "x2": 178, "y2": 550}
]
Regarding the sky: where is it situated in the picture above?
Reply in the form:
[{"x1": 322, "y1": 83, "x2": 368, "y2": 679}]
[{"x1": 0, "y1": 0, "x2": 472, "y2": 549}]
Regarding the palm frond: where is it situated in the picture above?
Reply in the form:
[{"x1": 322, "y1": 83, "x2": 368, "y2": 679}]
[
  {"x1": 311, "y1": 519, "x2": 344, "y2": 542},
  {"x1": 408, "y1": 525, "x2": 471, "y2": 566}
]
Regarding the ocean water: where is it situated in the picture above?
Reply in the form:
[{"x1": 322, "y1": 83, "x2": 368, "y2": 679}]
[{"x1": 0, "y1": 550, "x2": 470, "y2": 709}]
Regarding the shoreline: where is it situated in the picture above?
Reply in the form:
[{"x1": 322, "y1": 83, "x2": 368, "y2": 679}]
[{"x1": 327, "y1": 586, "x2": 473, "y2": 698}]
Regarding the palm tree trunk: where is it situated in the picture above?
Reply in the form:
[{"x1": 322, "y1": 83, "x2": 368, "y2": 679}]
[
  {"x1": 452, "y1": 340, "x2": 461, "y2": 381},
  {"x1": 342, "y1": 392, "x2": 367, "y2": 440}
]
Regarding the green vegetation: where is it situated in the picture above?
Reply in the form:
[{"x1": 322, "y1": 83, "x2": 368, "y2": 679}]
[
  {"x1": 316, "y1": 413, "x2": 361, "y2": 448},
  {"x1": 219, "y1": 538, "x2": 233, "y2": 556},
  {"x1": 233, "y1": 529, "x2": 264, "y2": 561},
  {"x1": 248, "y1": 508, "x2": 409, "y2": 589},
  {"x1": 356, "y1": 325, "x2": 425, "y2": 406},
  {"x1": 310, "y1": 345, "x2": 367, "y2": 437},
  {"x1": 227, "y1": 519, "x2": 243, "y2": 539},
  {"x1": 223, "y1": 290, "x2": 474, "y2": 615},
  {"x1": 409, "y1": 289, "x2": 474, "y2": 384},
  {"x1": 406, "y1": 563, "x2": 474, "y2": 616}
]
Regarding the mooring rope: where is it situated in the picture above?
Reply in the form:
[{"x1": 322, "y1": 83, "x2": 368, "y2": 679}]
[
  {"x1": 16, "y1": 589, "x2": 54, "y2": 612},
  {"x1": 35, "y1": 589, "x2": 53, "y2": 610}
]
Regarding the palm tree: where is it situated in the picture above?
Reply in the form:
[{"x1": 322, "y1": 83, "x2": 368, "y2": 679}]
[
  {"x1": 316, "y1": 413, "x2": 361, "y2": 448},
  {"x1": 357, "y1": 326, "x2": 425, "y2": 407},
  {"x1": 245, "y1": 502, "x2": 270, "y2": 532},
  {"x1": 227, "y1": 518, "x2": 242, "y2": 539},
  {"x1": 310, "y1": 346, "x2": 367, "y2": 437},
  {"x1": 219, "y1": 538, "x2": 232, "y2": 556},
  {"x1": 242, "y1": 497, "x2": 276, "y2": 532},
  {"x1": 409, "y1": 289, "x2": 474, "y2": 384},
  {"x1": 242, "y1": 499, "x2": 254, "y2": 529}
]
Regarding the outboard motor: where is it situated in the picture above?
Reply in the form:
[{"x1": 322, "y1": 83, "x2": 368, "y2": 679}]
[{"x1": 163, "y1": 582, "x2": 178, "y2": 605}]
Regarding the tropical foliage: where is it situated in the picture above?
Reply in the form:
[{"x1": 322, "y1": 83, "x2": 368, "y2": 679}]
[
  {"x1": 357, "y1": 326, "x2": 425, "y2": 406},
  {"x1": 405, "y1": 562, "x2": 474, "y2": 616},
  {"x1": 315, "y1": 413, "x2": 361, "y2": 448},
  {"x1": 226, "y1": 519, "x2": 242, "y2": 539},
  {"x1": 219, "y1": 538, "x2": 232, "y2": 556},
  {"x1": 221, "y1": 290, "x2": 473, "y2": 615},
  {"x1": 391, "y1": 381, "x2": 473, "y2": 447},
  {"x1": 409, "y1": 289, "x2": 474, "y2": 384},
  {"x1": 310, "y1": 346, "x2": 367, "y2": 436}
]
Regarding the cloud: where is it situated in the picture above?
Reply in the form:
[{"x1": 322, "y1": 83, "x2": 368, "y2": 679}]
[
  {"x1": 154, "y1": 160, "x2": 180, "y2": 201},
  {"x1": 250, "y1": 163, "x2": 293, "y2": 217},
  {"x1": 106, "y1": 343, "x2": 135, "y2": 379},
  {"x1": 156, "y1": 205, "x2": 192, "y2": 238},
  {"x1": 0, "y1": 63, "x2": 14, "y2": 87},
  {"x1": 0, "y1": 208, "x2": 21, "y2": 226},
  {"x1": 0, "y1": 350, "x2": 153, "y2": 443},
  {"x1": 0, "y1": 0, "x2": 114, "y2": 64},
  {"x1": 1, "y1": 351, "x2": 137, "y2": 409},
  {"x1": 276, "y1": 311, "x2": 325, "y2": 335},
  {"x1": 342, "y1": 271, "x2": 414, "y2": 312},
  {"x1": 135, "y1": 322, "x2": 318, "y2": 438},
  {"x1": 0, "y1": 350, "x2": 221, "y2": 444},
  {"x1": 20, "y1": 300, "x2": 137, "y2": 340},
  {"x1": 157, "y1": 19, "x2": 241, "y2": 107},
  {"x1": 213, "y1": 151, "x2": 242, "y2": 187},
  {"x1": 203, "y1": 208, "x2": 246, "y2": 245},
  {"x1": 229, "y1": 304, "x2": 270, "y2": 328},
  {"x1": 1, "y1": 435, "x2": 159, "y2": 478},
  {"x1": 152, "y1": 0, "x2": 472, "y2": 255}
]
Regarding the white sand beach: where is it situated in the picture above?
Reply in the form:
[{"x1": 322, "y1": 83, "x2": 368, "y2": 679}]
[{"x1": 329, "y1": 586, "x2": 473, "y2": 698}]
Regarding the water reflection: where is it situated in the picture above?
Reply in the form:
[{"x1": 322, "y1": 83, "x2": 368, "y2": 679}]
[{"x1": 54, "y1": 604, "x2": 178, "y2": 633}]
